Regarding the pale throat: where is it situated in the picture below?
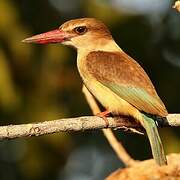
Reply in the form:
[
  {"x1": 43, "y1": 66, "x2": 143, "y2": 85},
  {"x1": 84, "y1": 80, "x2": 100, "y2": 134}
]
[{"x1": 77, "y1": 38, "x2": 122, "y2": 58}]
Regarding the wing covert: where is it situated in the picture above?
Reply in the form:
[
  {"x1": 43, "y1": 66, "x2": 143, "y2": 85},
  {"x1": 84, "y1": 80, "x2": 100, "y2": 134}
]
[{"x1": 85, "y1": 51, "x2": 167, "y2": 117}]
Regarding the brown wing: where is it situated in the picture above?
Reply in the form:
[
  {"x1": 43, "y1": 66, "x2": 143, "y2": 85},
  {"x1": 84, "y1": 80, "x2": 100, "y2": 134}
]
[{"x1": 85, "y1": 51, "x2": 168, "y2": 117}]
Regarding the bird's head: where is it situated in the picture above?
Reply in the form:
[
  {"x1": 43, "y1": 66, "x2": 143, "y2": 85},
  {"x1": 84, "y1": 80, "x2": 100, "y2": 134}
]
[{"x1": 22, "y1": 18, "x2": 113, "y2": 50}]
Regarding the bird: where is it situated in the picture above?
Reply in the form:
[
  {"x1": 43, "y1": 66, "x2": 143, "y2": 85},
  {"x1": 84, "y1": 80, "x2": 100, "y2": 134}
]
[{"x1": 22, "y1": 18, "x2": 168, "y2": 166}]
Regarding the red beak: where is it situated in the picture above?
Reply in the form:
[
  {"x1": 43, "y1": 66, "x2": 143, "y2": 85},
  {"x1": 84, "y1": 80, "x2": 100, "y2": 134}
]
[{"x1": 22, "y1": 29, "x2": 67, "y2": 44}]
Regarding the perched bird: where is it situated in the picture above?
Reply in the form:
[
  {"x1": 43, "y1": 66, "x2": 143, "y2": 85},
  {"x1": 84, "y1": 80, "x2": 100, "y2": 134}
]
[{"x1": 22, "y1": 18, "x2": 168, "y2": 166}]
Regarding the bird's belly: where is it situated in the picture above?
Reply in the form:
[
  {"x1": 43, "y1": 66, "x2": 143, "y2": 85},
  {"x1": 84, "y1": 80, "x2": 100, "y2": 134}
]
[{"x1": 84, "y1": 78, "x2": 139, "y2": 116}]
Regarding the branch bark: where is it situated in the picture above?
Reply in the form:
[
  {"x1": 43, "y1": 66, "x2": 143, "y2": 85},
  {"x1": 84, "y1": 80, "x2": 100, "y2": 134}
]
[{"x1": 0, "y1": 113, "x2": 179, "y2": 140}]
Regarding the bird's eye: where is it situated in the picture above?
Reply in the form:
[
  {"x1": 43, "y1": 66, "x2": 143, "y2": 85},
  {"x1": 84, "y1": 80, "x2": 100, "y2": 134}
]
[{"x1": 74, "y1": 26, "x2": 87, "y2": 35}]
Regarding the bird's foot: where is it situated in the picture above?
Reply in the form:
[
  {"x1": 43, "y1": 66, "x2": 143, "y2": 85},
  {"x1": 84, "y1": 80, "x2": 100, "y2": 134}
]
[{"x1": 96, "y1": 110, "x2": 111, "y2": 128}]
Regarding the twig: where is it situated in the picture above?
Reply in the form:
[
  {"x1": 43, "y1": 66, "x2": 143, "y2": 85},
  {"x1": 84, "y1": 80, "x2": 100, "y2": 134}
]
[
  {"x1": 0, "y1": 114, "x2": 179, "y2": 140},
  {"x1": 0, "y1": 116, "x2": 139, "y2": 140}
]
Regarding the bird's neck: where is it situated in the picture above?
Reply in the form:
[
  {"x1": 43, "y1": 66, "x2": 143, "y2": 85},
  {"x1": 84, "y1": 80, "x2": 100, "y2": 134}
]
[{"x1": 77, "y1": 39, "x2": 122, "y2": 59}]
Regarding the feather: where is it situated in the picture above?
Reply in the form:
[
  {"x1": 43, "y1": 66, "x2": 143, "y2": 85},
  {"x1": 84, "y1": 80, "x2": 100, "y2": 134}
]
[
  {"x1": 85, "y1": 51, "x2": 168, "y2": 117},
  {"x1": 141, "y1": 114, "x2": 167, "y2": 165}
]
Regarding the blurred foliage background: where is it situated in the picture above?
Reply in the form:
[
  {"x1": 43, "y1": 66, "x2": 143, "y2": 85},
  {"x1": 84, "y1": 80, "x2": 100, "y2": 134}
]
[{"x1": 0, "y1": 0, "x2": 179, "y2": 179}]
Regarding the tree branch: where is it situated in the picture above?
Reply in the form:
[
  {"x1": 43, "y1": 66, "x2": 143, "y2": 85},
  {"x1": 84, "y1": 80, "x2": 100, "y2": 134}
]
[{"x1": 0, "y1": 113, "x2": 179, "y2": 140}]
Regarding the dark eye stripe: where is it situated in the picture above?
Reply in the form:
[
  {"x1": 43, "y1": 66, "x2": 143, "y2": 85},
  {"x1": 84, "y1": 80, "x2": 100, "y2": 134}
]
[{"x1": 74, "y1": 26, "x2": 87, "y2": 35}]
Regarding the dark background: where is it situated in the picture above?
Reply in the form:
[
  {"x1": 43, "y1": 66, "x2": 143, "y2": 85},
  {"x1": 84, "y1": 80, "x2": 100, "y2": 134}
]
[{"x1": 0, "y1": 0, "x2": 179, "y2": 179}]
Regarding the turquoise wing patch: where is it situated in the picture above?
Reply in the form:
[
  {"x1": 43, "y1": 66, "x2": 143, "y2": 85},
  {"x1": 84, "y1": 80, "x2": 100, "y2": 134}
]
[{"x1": 104, "y1": 83, "x2": 165, "y2": 115}]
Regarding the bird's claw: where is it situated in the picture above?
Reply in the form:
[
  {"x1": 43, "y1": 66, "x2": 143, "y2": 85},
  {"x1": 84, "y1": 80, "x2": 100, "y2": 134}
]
[{"x1": 96, "y1": 110, "x2": 110, "y2": 128}]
